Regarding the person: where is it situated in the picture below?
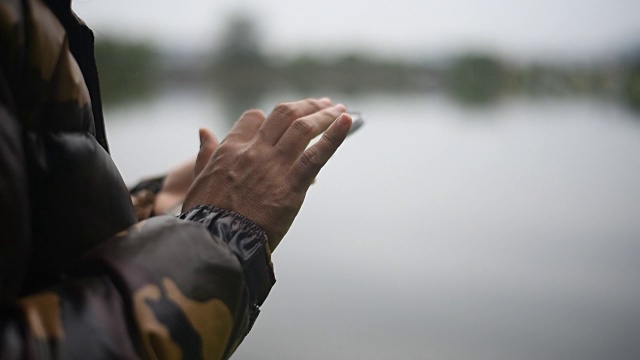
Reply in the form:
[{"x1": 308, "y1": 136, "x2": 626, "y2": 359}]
[{"x1": 0, "y1": 0, "x2": 352, "y2": 358}]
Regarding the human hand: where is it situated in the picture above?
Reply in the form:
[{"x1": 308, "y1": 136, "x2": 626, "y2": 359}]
[
  {"x1": 153, "y1": 131, "x2": 219, "y2": 215},
  {"x1": 182, "y1": 98, "x2": 352, "y2": 251}
]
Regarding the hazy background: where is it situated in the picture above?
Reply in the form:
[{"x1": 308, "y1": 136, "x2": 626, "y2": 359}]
[
  {"x1": 75, "y1": 0, "x2": 640, "y2": 60},
  {"x1": 73, "y1": 0, "x2": 640, "y2": 359}
]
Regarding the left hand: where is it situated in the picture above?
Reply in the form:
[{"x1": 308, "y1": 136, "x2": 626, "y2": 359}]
[{"x1": 153, "y1": 129, "x2": 219, "y2": 214}]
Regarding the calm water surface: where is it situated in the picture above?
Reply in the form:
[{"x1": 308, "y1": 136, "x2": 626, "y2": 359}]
[{"x1": 106, "y1": 89, "x2": 640, "y2": 360}]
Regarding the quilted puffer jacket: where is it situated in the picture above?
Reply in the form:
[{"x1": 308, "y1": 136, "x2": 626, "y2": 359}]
[{"x1": 0, "y1": 0, "x2": 274, "y2": 358}]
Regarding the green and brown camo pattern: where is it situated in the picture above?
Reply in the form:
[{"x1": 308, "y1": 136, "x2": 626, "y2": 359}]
[{"x1": 0, "y1": 1, "x2": 274, "y2": 359}]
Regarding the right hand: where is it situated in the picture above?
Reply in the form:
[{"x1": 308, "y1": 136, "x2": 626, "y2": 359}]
[{"x1": 182, "y1": 98, "x2": 352, "y2": 251}]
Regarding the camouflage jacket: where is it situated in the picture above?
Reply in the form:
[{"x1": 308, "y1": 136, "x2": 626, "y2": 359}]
[{"x1": 0, "y1": 0, "x2": 275, "y2": 358}]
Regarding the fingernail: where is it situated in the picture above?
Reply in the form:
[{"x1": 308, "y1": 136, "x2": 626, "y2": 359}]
[
  {"x1": 319, "y1": 97, "x2": 332, "y2": 105},
  {"x1": 337, "y1": 113, "x2": 352, "y2": 126},
  {"x1": 335, "y1": 103, "x2": 346, "y2": 112}
]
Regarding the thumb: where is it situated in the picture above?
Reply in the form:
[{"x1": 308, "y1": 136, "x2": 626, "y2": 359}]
[{"x1": 194, "y1": 128, "x2": 219, "y2": 176}]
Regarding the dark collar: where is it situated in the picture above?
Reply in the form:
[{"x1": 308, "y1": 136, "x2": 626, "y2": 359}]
[{"x1": 42, "y1": 0, "x2": 110, "y2": 153}]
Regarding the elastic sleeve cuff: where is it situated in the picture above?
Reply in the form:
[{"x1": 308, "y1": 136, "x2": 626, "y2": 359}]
[{"x1": 179, "y1": 205, "x2": 275, "y2": 308}]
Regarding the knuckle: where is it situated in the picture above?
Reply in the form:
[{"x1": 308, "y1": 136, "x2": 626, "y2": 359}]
[
  {"x1": 321, "y1": 131, "x2": 340, "y2": 150},
  {"x1": 272, "y1": 103, "x2": 299, "y2": 120},
  {"x1": 241, "y1": 109, "x2": 266, "y2": 121},
  {"x1": 299, "y1": 148, "x2": 322, "y2": 170},
  {"x1": 290, "y1": 118, "x2": 315, "y2": 137}
]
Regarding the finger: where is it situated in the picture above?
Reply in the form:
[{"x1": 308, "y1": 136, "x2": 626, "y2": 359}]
[
  {"x1": 258, "y1": 97, "x2": 333, "y2": 145},
  {"x1": 194, "y1": 128, "x2": 219, "y2": 176},
  {"x1": 226, "y1": 109, "x2": 266, "y2": 143},
  {"x1": 276, "y1": 104, "x2": 346, "y2": 161},
  {"x1": 290, "y1": 113, "x2": 352, "y2": 190}
]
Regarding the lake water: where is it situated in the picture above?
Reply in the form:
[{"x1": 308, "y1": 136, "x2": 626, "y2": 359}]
[{"x1": 105, "y1": 88, "x2": 640, "y2": 360}]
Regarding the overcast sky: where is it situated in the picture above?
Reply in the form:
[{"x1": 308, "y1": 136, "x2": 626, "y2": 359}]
[{"x1": 73, "y1": 0, "x2": 640, "y2": 61}]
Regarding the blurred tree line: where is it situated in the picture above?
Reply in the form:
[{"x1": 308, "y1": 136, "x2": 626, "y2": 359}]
[
  {"x1": 94, "y1": 13, "x2": 640, "y2": 110},
  {"x1": 94, "y1": 38, "x2": 160, "y2": 104}
]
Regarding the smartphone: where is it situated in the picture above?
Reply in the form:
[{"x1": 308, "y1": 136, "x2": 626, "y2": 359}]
[{"x1": 347, "y1": 112, "x2": 365, "y2": 137}]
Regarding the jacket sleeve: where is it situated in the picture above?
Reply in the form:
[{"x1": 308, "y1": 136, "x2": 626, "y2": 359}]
[
  {"x1": 0, "y1": 201, "x2": 275, "y2": 360},
  {"x1": 83, "y1": 210, "x2": 276, "y2": 360},
  {"x1": 1, "y1": 75, "x2": 275, "y2": 360}
]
